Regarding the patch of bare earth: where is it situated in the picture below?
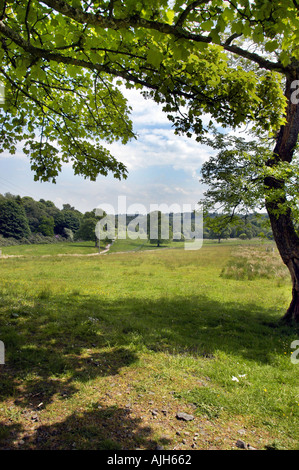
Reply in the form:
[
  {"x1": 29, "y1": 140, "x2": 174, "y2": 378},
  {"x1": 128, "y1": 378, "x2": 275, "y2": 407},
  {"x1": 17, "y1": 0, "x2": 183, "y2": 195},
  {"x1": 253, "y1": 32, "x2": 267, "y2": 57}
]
[{"x1": 0, "y1": 368, "x2": 270, "y2": 450}]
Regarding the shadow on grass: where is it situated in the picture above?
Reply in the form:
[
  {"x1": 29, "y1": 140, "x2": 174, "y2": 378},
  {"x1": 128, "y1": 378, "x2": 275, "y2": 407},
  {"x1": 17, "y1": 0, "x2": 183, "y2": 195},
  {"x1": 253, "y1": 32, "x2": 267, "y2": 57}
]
[
  {"x1": 0, "y1": 290, "x2": 298, "y2": 449},
  {"x1": 0, "y1": 404, "x2": 160, "y2": 450}
]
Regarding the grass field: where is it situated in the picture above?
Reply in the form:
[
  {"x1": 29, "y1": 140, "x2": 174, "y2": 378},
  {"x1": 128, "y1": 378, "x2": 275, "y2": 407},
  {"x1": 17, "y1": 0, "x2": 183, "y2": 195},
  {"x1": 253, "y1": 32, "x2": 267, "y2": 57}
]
[
  {"x1": 0, "y1": 239, "x2": 298, "y2": 450},
  {"x1": 0, "y1": 241, "x2": 102, "y2": 257}
]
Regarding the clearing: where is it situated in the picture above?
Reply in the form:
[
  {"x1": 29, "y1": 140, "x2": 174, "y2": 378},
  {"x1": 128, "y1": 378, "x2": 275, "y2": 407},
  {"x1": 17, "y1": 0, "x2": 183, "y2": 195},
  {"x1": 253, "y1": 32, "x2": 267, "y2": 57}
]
[{"x1": 0, "y1": 239, "x2": 298, "y2": 450}]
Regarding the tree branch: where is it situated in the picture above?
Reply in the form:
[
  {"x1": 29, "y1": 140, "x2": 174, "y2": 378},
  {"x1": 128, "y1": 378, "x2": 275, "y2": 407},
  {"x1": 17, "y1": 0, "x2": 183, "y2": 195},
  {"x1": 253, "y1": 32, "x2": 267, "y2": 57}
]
[
  {"x1": 224, "y1": 33, "x2": 242, "y2": 46},
  {"x1": 25, "y1": 0, "x2": 32, "y2": 42},
  {"x1": 175, "y1": 0, "x2": 208, "y2": 27},
  {"x1": 0, "y1": 20, "x2": 205, "y2": 102},
  {"x1": 39, "y1": 0, "x2": 286, "y2": 73}
]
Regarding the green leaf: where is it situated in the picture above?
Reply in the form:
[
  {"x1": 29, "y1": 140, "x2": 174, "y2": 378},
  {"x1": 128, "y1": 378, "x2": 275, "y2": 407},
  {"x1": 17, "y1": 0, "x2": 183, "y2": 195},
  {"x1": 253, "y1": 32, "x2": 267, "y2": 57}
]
[
  {"x1": 201, "y1": 19, "x2": 214, "y2": 32},
  {"x1": 147, "y1": 48, "x2": 163, "y2": 67},
  {"x1": 280, "y1": 50, "x2": 290, "y2": 67},
  {"x1": 265, "y1": 40, "x2": 279, "y2": 53},
  {"x1": 165, "y1": 10, "x2": 174, "y2": 24},
  {"x1": 72, "y1": 0, "x2": 81, "y2": 8}
]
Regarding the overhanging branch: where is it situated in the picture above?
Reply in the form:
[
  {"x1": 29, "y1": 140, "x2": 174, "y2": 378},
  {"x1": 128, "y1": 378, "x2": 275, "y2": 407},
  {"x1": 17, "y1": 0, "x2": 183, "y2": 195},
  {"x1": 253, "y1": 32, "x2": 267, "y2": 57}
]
[{"x1": 39, "y1": 0, "x2": 287, "y2": 73}]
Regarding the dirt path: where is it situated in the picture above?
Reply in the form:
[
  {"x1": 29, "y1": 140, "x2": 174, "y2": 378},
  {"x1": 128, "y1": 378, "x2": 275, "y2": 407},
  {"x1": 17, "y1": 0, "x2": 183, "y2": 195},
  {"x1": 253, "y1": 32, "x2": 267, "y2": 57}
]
[
  {"x1": 0, "y1": 246, "x2": 111, "y2": 259},
  {"x1": 99, "y1": 244, "x2": 111, "y2": 255}
]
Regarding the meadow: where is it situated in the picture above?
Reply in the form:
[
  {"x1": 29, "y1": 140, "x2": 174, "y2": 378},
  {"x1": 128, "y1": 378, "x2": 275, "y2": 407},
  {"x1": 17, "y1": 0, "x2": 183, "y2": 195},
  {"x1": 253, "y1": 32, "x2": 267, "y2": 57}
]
[{"x1": 0, "y1": 239, "x2": 298, "y2": 450}]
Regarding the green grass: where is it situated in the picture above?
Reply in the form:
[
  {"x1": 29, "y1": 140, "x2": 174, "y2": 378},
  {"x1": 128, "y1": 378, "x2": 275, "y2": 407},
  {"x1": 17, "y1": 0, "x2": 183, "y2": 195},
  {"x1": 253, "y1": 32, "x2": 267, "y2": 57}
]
[
  {"x1": 0, "y1": 241, "x2": 298, "y2": 450},
  {"x1": 221, "y1": 244, "x2": 289, "y2": 281},
  {"x1": 108, "y1": 236, "x2": 186, "y2": 253},
  {"x1": 108, "y1": 234, "x2": 274, "y2": 254},
  {"x1": 0, "y1": 241, "x2": 103, "y2": 256}
]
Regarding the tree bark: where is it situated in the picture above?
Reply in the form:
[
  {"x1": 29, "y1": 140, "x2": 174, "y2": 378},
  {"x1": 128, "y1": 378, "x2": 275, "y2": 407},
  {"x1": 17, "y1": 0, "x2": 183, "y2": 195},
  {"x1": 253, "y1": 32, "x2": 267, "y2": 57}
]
[{"x1": 265, "y1": 65, "x2": 299, "y2": 323}]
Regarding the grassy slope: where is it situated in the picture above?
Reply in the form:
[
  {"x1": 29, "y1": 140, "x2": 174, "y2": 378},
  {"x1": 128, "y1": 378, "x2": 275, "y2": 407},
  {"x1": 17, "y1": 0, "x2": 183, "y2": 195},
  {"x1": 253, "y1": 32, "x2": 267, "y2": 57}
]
[{"x1": 0, "y1": 241, "x2": 298, "y2": 450}]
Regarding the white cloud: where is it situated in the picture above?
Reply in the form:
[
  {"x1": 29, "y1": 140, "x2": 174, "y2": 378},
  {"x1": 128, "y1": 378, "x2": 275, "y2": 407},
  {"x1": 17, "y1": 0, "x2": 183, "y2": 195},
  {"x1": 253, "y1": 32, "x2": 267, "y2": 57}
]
[
  {"x1": 107, "y1": 126, "x2": 214, "y2": 178},
  {"x1": 106, "y1": 86, "x2": 217, "y2": 178},
  {"x1": 0, "y1": 86, "x2": 213, "y2": 213}
]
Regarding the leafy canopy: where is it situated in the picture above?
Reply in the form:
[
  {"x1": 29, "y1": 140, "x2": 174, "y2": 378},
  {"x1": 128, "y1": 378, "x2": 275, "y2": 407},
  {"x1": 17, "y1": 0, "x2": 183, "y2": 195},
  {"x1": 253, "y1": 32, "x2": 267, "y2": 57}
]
[{"x1": 0, "y1": 0, "x2": 298, "y2": 182}]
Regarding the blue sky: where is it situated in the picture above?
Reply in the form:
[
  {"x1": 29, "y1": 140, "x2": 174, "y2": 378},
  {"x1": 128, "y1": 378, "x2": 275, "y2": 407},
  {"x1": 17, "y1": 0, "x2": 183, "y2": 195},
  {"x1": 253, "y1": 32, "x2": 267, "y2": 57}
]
[{"x1": 0, "y1": 87, "x2": 216, "y2": 214}]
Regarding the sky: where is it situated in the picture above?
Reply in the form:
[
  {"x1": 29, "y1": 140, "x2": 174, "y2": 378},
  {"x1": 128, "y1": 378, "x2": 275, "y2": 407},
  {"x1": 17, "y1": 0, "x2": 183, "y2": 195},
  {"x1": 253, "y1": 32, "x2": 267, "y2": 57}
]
[{"x1": 0, "y1": 87, "x2": 217, "y2": 215}]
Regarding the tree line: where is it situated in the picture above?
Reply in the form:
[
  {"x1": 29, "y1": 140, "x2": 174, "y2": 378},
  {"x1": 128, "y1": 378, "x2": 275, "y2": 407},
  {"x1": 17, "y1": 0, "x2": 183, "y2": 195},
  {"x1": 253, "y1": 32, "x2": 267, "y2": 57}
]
[
  {"x1": 0, "y1": 193, "x2": 273, "y2": 246},
  {"x1": 0, "y1": 193, "x2": 101, "y2": 246}
]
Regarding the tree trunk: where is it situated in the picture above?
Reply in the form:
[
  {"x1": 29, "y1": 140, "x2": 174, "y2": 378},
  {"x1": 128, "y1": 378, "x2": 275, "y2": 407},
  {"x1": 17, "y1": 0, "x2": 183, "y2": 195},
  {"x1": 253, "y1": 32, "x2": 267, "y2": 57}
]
[
  {"x1": 265, "y1": 203, "x2": 299, "y2": 323},
  {"x1": 265, "y1": 66, "x2": 299, "y2": 323}
]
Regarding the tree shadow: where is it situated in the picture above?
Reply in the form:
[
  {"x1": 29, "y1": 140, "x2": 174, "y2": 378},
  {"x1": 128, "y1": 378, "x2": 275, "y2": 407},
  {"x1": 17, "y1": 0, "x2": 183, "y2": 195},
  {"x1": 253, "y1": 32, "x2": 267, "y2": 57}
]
[
  {"x1": 0, "y1": 404, "x2": 162, "y2": 450},
  {"x1": 1, "y1": 345, "x2": 138, "y2": 410},
  {"x1": 0, "y1": 289, "x2": 298, "y2": 449}
]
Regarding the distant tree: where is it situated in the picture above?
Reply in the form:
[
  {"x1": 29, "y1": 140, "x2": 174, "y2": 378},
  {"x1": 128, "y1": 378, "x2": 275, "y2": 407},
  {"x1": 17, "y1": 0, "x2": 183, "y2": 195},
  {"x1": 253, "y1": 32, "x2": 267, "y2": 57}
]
[
  {"x1": 204, "y1": 214, "x2": 233, "y2": 243},
  {"x1": 75, "y1": 217, "x2": 98, "y2": 244},
  {"x1": 147, "y1": 211, "x2": 173, "y2": 247},
  {"x1": 38, "y1": 199, "x2": 62, "y2": 233},
  {"x1": 53, "y1": 212, "x2": 66, "y2": 236},
  {"x1": 0, "y1": 199, "x2": 31, "y2": 239},
  {"x1": 76, "y1": 209, "x2": 107, "y2": 246},
  {"x1": 61, "y1": 208, "x2": 82, "y2": 233},
  {"x1": 64, "y1": 227, "x2": 74, "y2": 242},
  {"x1": 39, "y1": 199, "x2": 55, "y2": 207},
  {"x1": 239, "y1": 233, "x2": 248, "y2": 240},
  {"x1": 22, "y1": 196, "x2": 48, "y2": 233},
  {"x1": 37, "y1": 216, "x2": 55, "y2": 237}
]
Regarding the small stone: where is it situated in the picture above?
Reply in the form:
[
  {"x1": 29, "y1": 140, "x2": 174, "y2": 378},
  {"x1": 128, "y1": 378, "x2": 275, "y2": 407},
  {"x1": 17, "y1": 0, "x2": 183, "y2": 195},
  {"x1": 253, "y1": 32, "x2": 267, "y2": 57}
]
[
  {"x1": 151, "y1": 410, "x2": 158, "y2": 416},
  {"x1": 176, "y1": 412, "x2": 194, "y2": 421},
  {"x1": 182, "y1": 439, "x2": 187, "y2": 445},
  {"x1": 247, "y1": 444, "x2": 257, "y2": 450},
  {"x1": 156, "y1": 445, "x2": 164, "y2": 450},
  {"x1": 236, "y1": 439, "x2": 246, "y2": 449}
]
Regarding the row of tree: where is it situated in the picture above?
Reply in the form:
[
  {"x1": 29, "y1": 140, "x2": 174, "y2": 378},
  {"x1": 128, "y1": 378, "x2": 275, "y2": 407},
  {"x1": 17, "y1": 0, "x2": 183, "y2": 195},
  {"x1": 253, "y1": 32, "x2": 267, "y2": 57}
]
[
  {"x1": 0, "y1": 193, "x2": 273, "y2": 245},
  {"x1": 0, "y1": 193, "x2": 101, "y2": 244}
]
